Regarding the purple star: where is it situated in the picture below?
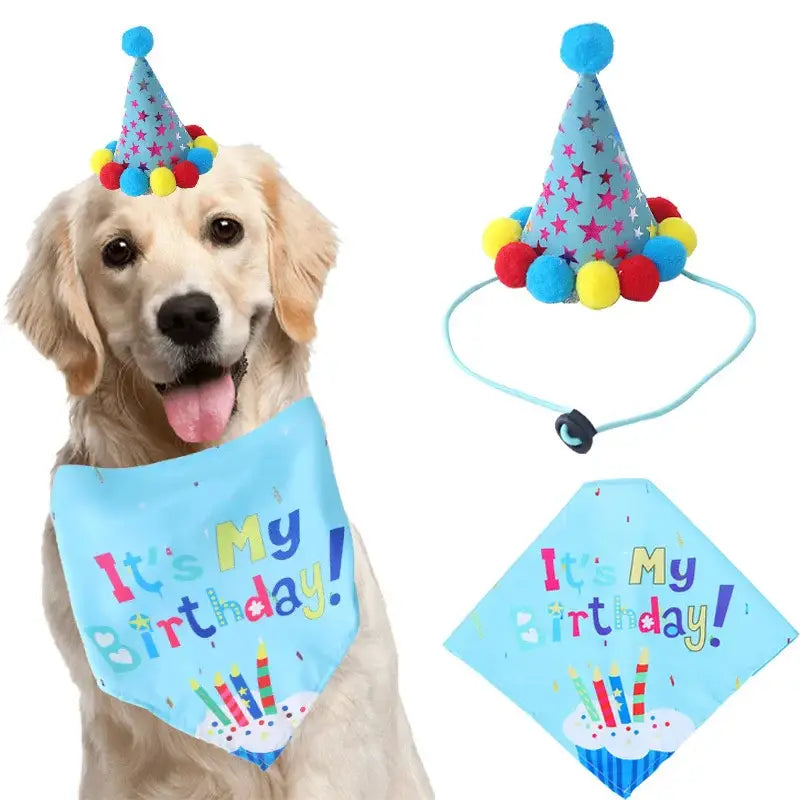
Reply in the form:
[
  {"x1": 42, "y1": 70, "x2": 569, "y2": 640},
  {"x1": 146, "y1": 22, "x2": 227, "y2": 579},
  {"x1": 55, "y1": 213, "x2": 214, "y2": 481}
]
[
  {"x1": 138, "y1": 79, "x2": 149, "y2": 91},
  {"x1": 155, "y1": 112, "x2": 163, "y2": 122},
  {"x1": 138, "y1": 161, "x2": 148, "y2": 173},
  {"x1": 592, "y1": 139, "x2": 605, "y2": 154},
  {"x1": 578, "y1": 111, "x2": 599, "y2": 131},
  {"x1": 148, "y1": 95, "x2": 156, "y2": 104},
  {"x1": 560, "y1": 246, "x2": 578, "y2": 266}
]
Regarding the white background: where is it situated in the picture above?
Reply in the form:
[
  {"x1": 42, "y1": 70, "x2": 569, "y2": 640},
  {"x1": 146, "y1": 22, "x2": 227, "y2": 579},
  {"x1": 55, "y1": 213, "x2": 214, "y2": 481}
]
[{"x1": 1, "y1": 1, "x2": 798, "y2": 797}]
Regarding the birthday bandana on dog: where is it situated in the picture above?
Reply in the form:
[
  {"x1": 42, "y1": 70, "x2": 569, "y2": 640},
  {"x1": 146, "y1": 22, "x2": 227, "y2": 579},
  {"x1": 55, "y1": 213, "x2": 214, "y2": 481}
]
[
  {"x1": 50, "y1": 398, "x2": 358, "y2": 771},
  {"x1": 446, "y1": 480, "x2": 797, "y2": 797}
]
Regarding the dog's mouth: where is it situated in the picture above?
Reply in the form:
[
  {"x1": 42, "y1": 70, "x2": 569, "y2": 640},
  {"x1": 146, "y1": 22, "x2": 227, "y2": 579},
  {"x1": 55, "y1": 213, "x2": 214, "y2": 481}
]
[{"x1": 154, "y1": 355, "x2": 248, "y2": 444}]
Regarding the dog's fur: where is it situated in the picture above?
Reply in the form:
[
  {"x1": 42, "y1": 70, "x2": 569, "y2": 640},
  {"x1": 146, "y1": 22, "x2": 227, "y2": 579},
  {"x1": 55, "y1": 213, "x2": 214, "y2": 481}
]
[{"x1": 8, "y1": 146, "x2": 432, "y2": 800}]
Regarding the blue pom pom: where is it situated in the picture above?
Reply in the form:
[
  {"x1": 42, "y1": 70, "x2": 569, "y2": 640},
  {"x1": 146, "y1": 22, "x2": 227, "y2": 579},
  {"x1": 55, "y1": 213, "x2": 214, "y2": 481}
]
[
  {"x1": 119, "y1": 167, "x2": 150, "y2": 197},
  {"x1": 105, "y1": 140, "x2": 118, "y2": 154},
  {"x1": 526, "y1": 255, "x2": 575, "y2": 303},
  {"x1": 122, "y1": 26, "x2": 154, "y2": 58},
  {"x1": 560, "y1": 23, "x2": 614, "y2": 74},
  {"x1": 510, "y1": 206, "x2": 533, "y2": 226},
  {"x1": 642, "y1": 236, "x2": 687, "y2": 281},
  {"x1": 187, "y1": 147, "x2": 214, "y2": 174}
]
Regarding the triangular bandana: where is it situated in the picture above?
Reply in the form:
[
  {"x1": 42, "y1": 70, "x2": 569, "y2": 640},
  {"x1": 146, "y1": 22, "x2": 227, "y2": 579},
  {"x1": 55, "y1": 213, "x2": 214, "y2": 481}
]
[{"x1": 446, "y1": 480, "x2": 796, "y2": 797}]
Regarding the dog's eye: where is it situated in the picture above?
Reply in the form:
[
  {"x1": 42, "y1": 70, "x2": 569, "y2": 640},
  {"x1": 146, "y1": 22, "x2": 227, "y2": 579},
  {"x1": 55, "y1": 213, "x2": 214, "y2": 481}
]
[
  {"x1": 210, "y1": 217, "x2": 243, "y2": 246},
  {"x1": 102, "y1": 237, "x2": 137, "y2": 269}
]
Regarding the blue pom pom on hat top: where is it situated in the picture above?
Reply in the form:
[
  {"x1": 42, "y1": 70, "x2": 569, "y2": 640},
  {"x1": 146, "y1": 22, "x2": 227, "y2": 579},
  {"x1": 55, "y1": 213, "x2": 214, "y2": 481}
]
[
  {"x1": 122, "y1": 26, "x2": 154, "y2": 58},
  {"x1": 560, "y1": 23, "x2": 614, "y2": 74}
]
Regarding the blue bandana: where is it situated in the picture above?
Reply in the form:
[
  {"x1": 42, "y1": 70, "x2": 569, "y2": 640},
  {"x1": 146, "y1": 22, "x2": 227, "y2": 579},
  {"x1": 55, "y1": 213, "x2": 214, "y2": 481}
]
[
  {"x1": 51, "y1": 398, "x2": 358, "y2": 771},
  {"x1": 446, "y1": 480, "x2": 796, "y2": 797}
]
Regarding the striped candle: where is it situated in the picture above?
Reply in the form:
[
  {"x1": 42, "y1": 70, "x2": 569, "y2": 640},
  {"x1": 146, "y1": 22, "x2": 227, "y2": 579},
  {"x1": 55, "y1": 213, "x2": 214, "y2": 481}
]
[
  {"x1": 256, "y1": 640, "x2": 277, "y2": 715},
  {"x1": 592, "y1": 667, "x2": 617, "y2": 727},
  {"x1": 631, "y1": 647, "x2": 649, "y2": 721},
  {"x1": 567, "y1": 666, "x2": 601, "y2": 722},
  {"x1": 608, "y1": 662, "x2": 632, "y2": 725},
  {"x1": 214, "y1": 672, "x2": 249, "y2": 727},
  {"x1": 230, "y1": 664, "x2": 263, "y2": 720},
  {"x1": 189, "y1": 678, "x2": 230, "y2": 725}
]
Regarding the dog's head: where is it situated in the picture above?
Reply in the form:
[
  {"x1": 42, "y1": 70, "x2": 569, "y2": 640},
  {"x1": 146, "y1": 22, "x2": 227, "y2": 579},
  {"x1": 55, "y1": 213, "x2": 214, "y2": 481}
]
[{"x1": 8, "y1": 146, "x2": 335, "y2": 443}]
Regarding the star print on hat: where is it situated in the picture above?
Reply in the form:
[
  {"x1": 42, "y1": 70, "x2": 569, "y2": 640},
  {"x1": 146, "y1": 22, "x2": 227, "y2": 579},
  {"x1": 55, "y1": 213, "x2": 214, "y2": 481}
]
[
  {"x1": 482, "y1": 24, "x2": 700, "y2": 310},
  {"x1": 521, "y1": 73, "x2": 657, "y2": 270},
  {"x1": 89, "y1": 27, "x2": 220, "y2": 197}
]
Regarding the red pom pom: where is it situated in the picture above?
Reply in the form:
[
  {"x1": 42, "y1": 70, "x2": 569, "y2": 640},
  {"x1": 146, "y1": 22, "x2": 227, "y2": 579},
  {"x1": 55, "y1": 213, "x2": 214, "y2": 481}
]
[
  {"x1": 173, "y1": 160, "x2": 201, "y2": 189},
  {"x1": 617, "y1": 255, "x2": 660, "y2": 302},
  {"x1": 185, "y1": 124, "x2": 206, "y2": 140},
  {"x1": 99, "y1": 162, "x2": 126, "y2": 190},
  {"x1": 495, "y1": 242, "x2": 538, "y2": 288},
  {"x1": 647, "y1": 196, "x2": 681, "y2": 223}
]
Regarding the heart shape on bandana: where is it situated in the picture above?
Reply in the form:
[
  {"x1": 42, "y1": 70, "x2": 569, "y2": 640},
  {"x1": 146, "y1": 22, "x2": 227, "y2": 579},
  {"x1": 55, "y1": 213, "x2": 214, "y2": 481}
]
[{"x1": 109, "y1": 648, "x2": 134, "y2": 665}]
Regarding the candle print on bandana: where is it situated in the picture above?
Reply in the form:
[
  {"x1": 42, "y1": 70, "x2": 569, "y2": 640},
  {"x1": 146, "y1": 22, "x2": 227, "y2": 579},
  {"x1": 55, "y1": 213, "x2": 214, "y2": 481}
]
[
  {"x1": 446, "y1": 480, "x2": 796, "y2": 797},
  {"x1": 51, "y1": 399, "x2": 359, "y2": 771}
]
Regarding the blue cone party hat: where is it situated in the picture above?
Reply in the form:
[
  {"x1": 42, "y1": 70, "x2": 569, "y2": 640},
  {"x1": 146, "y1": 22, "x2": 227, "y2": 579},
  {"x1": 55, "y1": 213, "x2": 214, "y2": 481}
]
[
  {"x1": 482, "y1": 24, "x2": 698, "y2": 310},
  {"x1": 89, "y1": 27, "x2": 219, "y2": 197}
]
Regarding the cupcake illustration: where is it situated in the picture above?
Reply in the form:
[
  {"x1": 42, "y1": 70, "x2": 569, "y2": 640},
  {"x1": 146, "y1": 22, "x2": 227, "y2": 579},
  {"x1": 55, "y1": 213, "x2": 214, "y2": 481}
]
[
  {"x1": 563, "y1": 649, "x2": 694, "y2": 797},
  {"x1": 190, "y1": 641, "x2": 318, "y2": 770}
]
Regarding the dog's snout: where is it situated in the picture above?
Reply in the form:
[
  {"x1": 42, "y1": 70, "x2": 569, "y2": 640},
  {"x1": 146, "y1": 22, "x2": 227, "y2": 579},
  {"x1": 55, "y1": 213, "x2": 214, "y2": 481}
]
[{"x1": 157, "y1": 292, "x2": 220, "y2": 346}]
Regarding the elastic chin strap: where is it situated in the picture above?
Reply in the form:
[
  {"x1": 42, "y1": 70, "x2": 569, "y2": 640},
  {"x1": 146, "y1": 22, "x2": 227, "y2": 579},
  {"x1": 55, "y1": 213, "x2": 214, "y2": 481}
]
[{"x1": 444, "y1": 270, "x2": 756, "y2": 454}]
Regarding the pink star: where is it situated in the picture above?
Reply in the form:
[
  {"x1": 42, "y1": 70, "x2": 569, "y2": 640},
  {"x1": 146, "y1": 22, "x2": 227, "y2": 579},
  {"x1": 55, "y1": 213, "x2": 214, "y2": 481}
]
[
  {"x1": 614, "y1": 243, "x2": 631, "y2": 261},
  {"x1": 170, "y1": 155, "x2": 181, "y2": 165},
  {"x1": 138, "y1": 110, "x2": 149, "y2": 121},
  {"x1": 155, "y1": 124, "x2": 167, "y2": 137},
  {"x1": 548, "y1": 161, "x2": 554, "y2": 173},
  {"x1": 130, "y1": 120, "x2": 138, "y2": 129},
  {"x1": 597, "y1": 188, "x2": 617, "y2": 211},
  {"x1": 130, "y1": 144, "x2": 140, "y2": 155},
  {"x1": 592, "y1": 139, "x2": 605, "y2": 154},
  {"x1": 155, "y1": 112, "x2": 163, "y2": 122},
  {"x1": 120, "y1": 125, "x2": 129, "y2": 136},
  {"x1": 148, "y1": 95, "x2": 156, "y2": 104},
  {"x1": 578, "y1": 216, "x2": 608, "y2": 244},
  {"x1": 612, "y1": 219, "x2": 625, "y2": 235},
  {"x1": 168, "y1": 121, "x2": 175, "y2": 130},
  {"x1": 562, "y1": 143, "x2": 576, "y2": 158},
  {"x1": 147, "y1": 142, "x2": 163, "y2": 157},
  {"x1": 564, "y1": 193, "x2": 583, "y2": 214},
  {"x1": 552, "y1": 214, "x2": 568, "y2": 235},
  {"x1": 623, "y1": 169, "x2": 632, "y2": 183},
  {"x1": 539, "y1": 227, "x2": 550, "y2": 241},
  {"x1": 571, "y1": 161, "x2": 591, "y2": 183},
  {"x1": 123, "y1": 152, "x2": 131, "y2": 162},
  {"x1": 535, "y1": 204, "x2": 546, "y2": 218},
  {"x1": 131, "y1": 99, "x2": 139, "y2": 108},
  {"x1": 599, "y1": 169, "x2": 612, "y2": 185},
  {"x1": 612, "y1": 152, "x2": 629, "y2": 171},
  {"x1": 621, "y1": 187, "x2": 631, "y2": 202},
  {"x1": 136, "y1": 129, "x2": 146, "y2": 141},
  {"x1": 119, "y1": 136, "x2": 126, "y2": 146},
  {"x1": 558, "y1": 122, "x2": 565, "y2": 134},
  {"x1": 166, "y1": 141, "x2": 174, "y2": 151},
  {"x1": 593, "y1": 248, "x2": 605, "y2": 260},
  {"x1": 542, "y1": 182, "x2": 554, "y2": 203},
  {"x1": 556, "y1": 176, "x2": 568, "y2": 191}
]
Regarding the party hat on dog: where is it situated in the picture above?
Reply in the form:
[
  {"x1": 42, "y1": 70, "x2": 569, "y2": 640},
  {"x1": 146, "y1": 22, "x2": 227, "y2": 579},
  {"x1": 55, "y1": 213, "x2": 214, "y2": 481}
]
[{"x1": 89, "y1": 26, "x2": 218, "y2": 197}]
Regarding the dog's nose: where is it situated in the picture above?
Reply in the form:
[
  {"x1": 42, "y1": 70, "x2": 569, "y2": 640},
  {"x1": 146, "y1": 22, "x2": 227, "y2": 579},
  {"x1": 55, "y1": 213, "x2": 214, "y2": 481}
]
[{"x1": 157, "y1": 292, "x2": 220, "y2": 346}]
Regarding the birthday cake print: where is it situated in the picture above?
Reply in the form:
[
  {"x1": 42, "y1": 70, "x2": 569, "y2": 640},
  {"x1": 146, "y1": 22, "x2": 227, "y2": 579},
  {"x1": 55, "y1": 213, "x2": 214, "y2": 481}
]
[
  {"x1": 192, "y1": 641, "x2": 317, "y2": 770},
  {"x1": 563, "y1": 650, "x2": 694, "y2": 795},
  {"x1": 446, "y1": 479, "x2": 796, "y2": 797}
]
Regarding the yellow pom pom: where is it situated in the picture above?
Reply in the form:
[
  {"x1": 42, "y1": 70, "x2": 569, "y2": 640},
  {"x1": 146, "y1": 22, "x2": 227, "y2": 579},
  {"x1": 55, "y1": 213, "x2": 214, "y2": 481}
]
[
  {"x1": 90, "y1": 148, "x2": 113, "y2": 175},
  {"x1": 576, "y1": 260, "x2": 620, "y2": 310},
  {"x1": 150, "y1": 166, "x2": 177, "y2": 197},
  {"x1": 192, "y1": 135, "x2": 218, "y2": 157},
  {"x1": 482, "y1": 218, "x2": 522, "y2": 258},
  {"x1": 658, "y1": 217, "x2": 697, "y2": 256}
]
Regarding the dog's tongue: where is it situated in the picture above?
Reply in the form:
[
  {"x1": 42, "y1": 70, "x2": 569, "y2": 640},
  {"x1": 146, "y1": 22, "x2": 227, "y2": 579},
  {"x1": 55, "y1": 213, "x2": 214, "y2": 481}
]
[{"x1": 161, "y1": 373, "x2": 235, "y2": 443}]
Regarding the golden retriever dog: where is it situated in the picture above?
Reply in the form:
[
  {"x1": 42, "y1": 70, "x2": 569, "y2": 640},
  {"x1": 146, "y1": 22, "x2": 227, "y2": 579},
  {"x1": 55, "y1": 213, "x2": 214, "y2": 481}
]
[{"x1": 8, "y1": 145, "x2": 433, "y2": 800}]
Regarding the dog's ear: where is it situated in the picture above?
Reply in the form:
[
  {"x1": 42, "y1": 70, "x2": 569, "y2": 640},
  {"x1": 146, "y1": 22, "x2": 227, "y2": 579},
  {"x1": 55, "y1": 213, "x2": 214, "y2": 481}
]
[
  {"x1": 261, "y1": 160, "x2": 337, "y2": 343},
  {"x1": 7, "y1": 191, "x2": 105, "y2": 395}
]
